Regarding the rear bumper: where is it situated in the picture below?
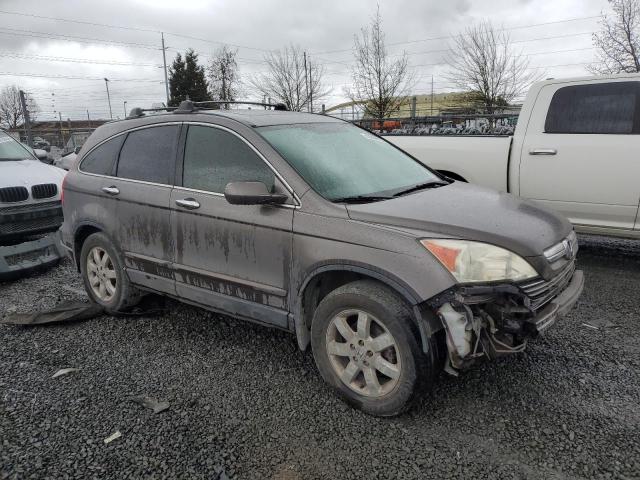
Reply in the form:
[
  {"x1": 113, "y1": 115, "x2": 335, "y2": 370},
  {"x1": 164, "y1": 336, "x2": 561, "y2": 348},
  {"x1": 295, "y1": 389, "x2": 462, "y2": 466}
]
[
  {"x1": 0, "y1": 231, "x2": 64, "y2": 280},
  {"x1": 525, "y1": 270, "x2": 584, "y2": 334},
  {"x1": 0, "y1": 201, "x2": 63, "y2": 241}
]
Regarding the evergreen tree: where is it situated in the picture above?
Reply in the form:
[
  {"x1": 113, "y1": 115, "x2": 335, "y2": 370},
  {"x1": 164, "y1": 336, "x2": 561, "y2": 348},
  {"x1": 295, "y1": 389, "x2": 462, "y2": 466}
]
[{"x1": 169, "y1": 49, "x2": 211, "y2": 106}]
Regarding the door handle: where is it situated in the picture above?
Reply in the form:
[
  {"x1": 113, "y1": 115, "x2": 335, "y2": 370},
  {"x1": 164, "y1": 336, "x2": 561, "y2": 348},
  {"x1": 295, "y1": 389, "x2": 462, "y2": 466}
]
[
  {"x1": 102, "y1": 186, "x2": 120, "y2": 195},
  {"x1": 175, "y1": 198, "x2": 200, "y2": 210},
  {"x1": 529, "y1": 148, "x2": 557, "y2": 155}
]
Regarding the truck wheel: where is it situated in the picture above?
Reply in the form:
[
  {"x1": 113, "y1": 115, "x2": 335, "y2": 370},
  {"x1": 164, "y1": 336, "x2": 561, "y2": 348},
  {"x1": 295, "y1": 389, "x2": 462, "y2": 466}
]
[
  {"x1": 311, "y1": 280, "x2": 435, "y2": 417},
  {"x1": 79, "y1": 232, "x2": 141, "y2": 313}
]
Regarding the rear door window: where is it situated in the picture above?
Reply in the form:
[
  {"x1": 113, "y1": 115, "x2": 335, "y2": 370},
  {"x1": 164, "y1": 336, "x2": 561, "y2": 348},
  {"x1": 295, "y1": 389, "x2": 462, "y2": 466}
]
[
  {"x1": 182, "y1": 125, "x2": 274, "y2": 193},
  {"x1": 80, "y1": 135, "x2": 125, "y2": 175},
  {"x1": 116, "y1": 125, "x2": 179, "y2": 184},
  {"x1": 545, "y1": 82, "x2": 640, "y2": 134}
]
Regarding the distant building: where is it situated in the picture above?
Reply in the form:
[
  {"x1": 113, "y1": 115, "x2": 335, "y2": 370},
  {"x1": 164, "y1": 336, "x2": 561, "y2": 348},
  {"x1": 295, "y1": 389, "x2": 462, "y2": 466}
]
[{"x1": 7, "y1": 119, "x2": 109, "y2": 150}]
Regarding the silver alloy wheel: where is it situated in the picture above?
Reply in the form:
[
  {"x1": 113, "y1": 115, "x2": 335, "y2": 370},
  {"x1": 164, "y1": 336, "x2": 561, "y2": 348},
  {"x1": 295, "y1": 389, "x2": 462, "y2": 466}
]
[
  {"x1": 86, "y1": 246, "x2": 117, "y2": 302},
  {"x1": 325, "y1": 309, "x2": 402, "y2": 398}
]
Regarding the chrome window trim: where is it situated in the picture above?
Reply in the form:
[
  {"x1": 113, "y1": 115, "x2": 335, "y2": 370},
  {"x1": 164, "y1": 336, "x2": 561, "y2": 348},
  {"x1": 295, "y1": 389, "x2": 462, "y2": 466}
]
[
  {"x1": 77, "y1": 121, "x2": 183, "y2": 188},
  {"x1": 182, "y1": 121, "x2": 301, "y2": 208},
  {"x1": 77, "y1": 120, "x2": 302, "y2": 208}
]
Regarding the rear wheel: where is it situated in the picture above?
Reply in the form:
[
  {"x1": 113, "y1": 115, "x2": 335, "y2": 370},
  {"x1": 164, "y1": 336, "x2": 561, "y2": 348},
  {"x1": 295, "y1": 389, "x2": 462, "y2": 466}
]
[
  {"x1": 80, "y1": 232, "x2": 141, "y2": 313},
  {"x1": 311, "y1": 280, "x2": 437, "y2": 416}
]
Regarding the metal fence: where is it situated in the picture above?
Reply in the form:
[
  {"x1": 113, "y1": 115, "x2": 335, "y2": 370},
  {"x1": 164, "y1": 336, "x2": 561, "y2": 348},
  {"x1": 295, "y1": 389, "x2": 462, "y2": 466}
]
[{"x1": 347, "y1": 113, "x2": 520, "y2": 136}]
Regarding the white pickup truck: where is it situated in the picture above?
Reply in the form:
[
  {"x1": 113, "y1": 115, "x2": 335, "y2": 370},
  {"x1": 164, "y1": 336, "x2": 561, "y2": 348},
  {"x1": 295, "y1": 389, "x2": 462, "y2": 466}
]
[{"x1": 386, "y1": 73, "x2": 640, "y2": 239}]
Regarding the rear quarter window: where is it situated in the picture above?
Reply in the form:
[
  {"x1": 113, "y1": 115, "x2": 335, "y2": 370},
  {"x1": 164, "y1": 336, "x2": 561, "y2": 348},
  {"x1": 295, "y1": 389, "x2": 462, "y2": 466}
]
[
  {"x1": 80, "y1": 135, "x2": 125, "y2": 175},
  {"x1": 116, "y1": 125, "x2": 179, "y2": 184},
  {"x1": 544, "y1": 82, "x2": 640, "y2": 134}
]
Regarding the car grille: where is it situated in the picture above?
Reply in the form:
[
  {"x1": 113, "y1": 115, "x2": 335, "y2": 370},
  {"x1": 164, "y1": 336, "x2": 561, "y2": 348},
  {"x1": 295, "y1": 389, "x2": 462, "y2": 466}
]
[
  {"x1": 0, "y1": 186, "x2": 29, "y2": 203},
  {"x1": 0, "y1": 214, "x2": 62, "y2": 236},
  {"x1": 0, "y1": 200, "x2": 60, "y2": 214},
  {"x1": 32, "y1": 183, "x2": 57, "y2": 199},
  {"x1": 520, "y1": 261, "x2": 576, "y2": 311}
]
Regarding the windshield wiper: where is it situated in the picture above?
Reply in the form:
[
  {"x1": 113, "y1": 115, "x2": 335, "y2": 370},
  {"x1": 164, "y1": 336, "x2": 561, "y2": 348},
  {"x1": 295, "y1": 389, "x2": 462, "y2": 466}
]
[
  {"x1": 332, "y1": 195, "x2": 394, "y2": 204},
  {"x1": 392, "y1": 181, "x2": 449, "y2": 197}
]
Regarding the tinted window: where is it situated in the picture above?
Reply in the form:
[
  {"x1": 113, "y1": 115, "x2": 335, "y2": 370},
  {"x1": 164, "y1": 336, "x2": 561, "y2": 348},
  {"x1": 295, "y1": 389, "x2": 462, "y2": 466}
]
[
  {"x1": 545, "y1": 82, "x2": 639, "y2": 134},
  {"x1": 80, "y1": 135, "x2": 124, "y2": 175},
  {"x1": 117, "y1": 125, "x2": 179, "y2": 184},
  {"x1": 183, "y1": 125, "x2": 274, "y2": 193}
]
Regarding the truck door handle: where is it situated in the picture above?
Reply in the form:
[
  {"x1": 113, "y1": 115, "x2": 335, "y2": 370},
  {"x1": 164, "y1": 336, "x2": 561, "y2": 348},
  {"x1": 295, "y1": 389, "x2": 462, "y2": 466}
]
[
  {"x1": 175, "y1": 198, "x2": 200, "y2": 210},
  {"x1": 529, "y1": 148, "x2": 557, "y2": 155},
  {"x1": 101, "y1": 186, "x2": 120, "y2": 195}
]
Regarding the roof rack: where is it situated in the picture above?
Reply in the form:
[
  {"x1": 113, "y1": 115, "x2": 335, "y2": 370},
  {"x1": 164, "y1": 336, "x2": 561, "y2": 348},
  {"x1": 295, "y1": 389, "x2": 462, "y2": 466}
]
[
  {"x1": 127, "y1": 106, "x2": 175, "y2": 119},
  {"x1": 173, "y1": 100, "x2": 288, "y2": 114},
  {"x1": 126, "y1": 100, "x2": 288, "y2": 119}
]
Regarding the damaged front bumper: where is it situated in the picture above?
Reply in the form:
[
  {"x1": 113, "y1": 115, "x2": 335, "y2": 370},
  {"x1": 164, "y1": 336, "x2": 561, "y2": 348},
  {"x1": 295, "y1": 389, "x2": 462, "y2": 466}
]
[
  {"x1": 431, "y1": 266, "x2": 584, "y2": 371},
  {"x1": 0, "y1": 231, "x2": 65, "y2": 280}
]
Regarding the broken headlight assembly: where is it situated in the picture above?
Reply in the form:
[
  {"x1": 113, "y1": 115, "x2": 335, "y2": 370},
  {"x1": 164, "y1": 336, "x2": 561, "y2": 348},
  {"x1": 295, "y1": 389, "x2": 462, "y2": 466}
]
[{"x1": 420, "y1": 239, "x2": 537, "y2": 283}]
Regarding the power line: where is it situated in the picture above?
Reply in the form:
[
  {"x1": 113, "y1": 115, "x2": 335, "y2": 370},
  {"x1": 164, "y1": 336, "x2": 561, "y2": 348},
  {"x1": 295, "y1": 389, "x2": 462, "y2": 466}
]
[
  {"x1": 0, "y1": 72, "x2": 162, "y2": 82},
  {"x1": 0, "y1": 51, "x2": 162, "y2": 67},
  {"x1": 0, "y1": 9, "x2": 160, "y2": 33},
  {"x1": 312, "y1": 15, "x2": 600, "y2": 55},
  {"x1": 0, "y1": 27, "x2": 159, "y2": 50}
]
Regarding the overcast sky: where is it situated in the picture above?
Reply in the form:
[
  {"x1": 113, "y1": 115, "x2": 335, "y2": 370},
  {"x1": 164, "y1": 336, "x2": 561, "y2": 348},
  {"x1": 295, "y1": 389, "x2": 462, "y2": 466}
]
[{"x1": 0, "y1": 0, "x2": 608, "y2": 121}]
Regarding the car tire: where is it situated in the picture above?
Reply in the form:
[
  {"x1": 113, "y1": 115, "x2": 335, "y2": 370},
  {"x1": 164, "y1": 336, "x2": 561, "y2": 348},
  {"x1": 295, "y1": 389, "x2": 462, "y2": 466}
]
[
  {"x1": 311, "y1": 280, "x2": 437, "y2": 417},
  {"x1": 80, "y1": 232, "x2": 141, "y2": 313}
]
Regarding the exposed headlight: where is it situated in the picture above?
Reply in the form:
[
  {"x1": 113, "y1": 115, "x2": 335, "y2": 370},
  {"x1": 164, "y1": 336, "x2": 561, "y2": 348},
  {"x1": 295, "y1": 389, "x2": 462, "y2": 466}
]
[{"x1": 421, "y1": 239, "x2": 538, "y2": 283}]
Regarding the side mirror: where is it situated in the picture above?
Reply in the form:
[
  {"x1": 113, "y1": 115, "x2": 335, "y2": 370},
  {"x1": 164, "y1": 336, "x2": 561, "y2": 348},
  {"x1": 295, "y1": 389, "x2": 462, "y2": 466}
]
[
  {"x1": 224, "y1": 181, "x2": 288, "y2": 206},
  {"x1": 33, "y1": 148, "x2": 49, "y2": 161},
  {"x1": 74, "y1": 146, "x2": 82, "y2": 154}
]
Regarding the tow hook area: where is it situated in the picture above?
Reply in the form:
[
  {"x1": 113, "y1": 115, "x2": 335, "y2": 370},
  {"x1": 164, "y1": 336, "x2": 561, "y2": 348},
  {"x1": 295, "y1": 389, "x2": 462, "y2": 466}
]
[{"x1": 437, "y1": 288, "x2": 531, "y2": 374}]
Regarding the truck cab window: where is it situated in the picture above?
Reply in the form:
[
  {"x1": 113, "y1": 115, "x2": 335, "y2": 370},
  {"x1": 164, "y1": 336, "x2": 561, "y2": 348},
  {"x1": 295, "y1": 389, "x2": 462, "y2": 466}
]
[{"x1": 545, "y1": 82, "x2": 639, "y2": 134}]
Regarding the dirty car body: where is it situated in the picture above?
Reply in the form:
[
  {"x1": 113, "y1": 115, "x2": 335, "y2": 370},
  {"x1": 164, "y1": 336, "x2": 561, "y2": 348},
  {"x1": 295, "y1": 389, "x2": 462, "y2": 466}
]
[{"x1": 61, "y1": 104, "x2": 583, "y2": 416}]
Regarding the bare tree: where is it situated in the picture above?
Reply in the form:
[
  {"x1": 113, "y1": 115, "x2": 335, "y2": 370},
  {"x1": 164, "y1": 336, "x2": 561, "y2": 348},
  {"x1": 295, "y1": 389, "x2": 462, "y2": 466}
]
[
  {"x1": 250, "y1": 44, "x2": 329, "y2": 112},
  {"x1": 446, "y1": 21, "x2": 538, "y2": 114},
  {"x1": 0, "y1": 85, "x2": 25, "y2": 129},
  {"x1": 590, "y1": 0, "x2": 640, "y2": 74},
  {"x1": 346, "y1": 6, "x2": 414, "y2": 122},
  {"x1": 208, "y1": 45, "x2": 242, "y2": 108}
]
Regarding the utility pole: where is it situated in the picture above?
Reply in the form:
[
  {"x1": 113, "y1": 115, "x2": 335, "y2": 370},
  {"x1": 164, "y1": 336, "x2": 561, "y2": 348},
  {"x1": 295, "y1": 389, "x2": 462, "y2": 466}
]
[
  {"x1": 123, "y1": 101, "x2": 128, "y2": 118},
  {"x1": 58, "y1": 111, "x2": 65, "y2": 148},
  {"x1": 430, "y1": 75, "x2": 434, "y2": 116},
  {"x1": 161, "y1": 32, "x2": 170, "y2": 107},
  {"x1": 308, "y1": 57, "x2": 313, "y2": 113},
  {"x1": 18, "y1": 90, "x2": 33, "y2": 147},
  {"x1": 221, "y1": 63, "x2": 227, "y2": 109},
  {"x1": 303, "y1": 51, "x2": 309, "y2": 112},
  {"x1": 104, "y1": 78, "x2": 113, "y2": 120}
]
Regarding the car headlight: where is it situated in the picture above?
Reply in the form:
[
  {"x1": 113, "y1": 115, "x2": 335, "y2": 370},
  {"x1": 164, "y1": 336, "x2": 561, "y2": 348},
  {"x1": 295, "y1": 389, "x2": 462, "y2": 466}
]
[{"x1": 420, "y1": 239, "x2": 538, "y2": 283}]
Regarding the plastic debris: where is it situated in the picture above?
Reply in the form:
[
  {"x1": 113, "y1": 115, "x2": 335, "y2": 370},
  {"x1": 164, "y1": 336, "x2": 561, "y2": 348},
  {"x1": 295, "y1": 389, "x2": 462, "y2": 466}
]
[
  {"x1": 130, "y1": 395, "x2": 170, "y2": 414},
  {"x1": 1, "y1": 301, "x2": 103, "y2": 325},
  {"x1": 103, "y1": 431, "x2": 122, "y2": 444},
  {"x1": 52, "y1": 368, "x2": 79, "y2": 378}
]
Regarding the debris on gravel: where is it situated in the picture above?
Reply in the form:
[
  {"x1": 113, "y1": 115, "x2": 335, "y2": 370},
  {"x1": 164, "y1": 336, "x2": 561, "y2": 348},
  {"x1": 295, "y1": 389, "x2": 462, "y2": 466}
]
[
  {"x1": 1, "y1": 235, "x2": 639, "y2": 479},
  {"x1": 130, "y1": 395, "x2": 170, "y2": 414},
  {"x1": 51, "y1": 368, "x2": 79, "y2": 379}
]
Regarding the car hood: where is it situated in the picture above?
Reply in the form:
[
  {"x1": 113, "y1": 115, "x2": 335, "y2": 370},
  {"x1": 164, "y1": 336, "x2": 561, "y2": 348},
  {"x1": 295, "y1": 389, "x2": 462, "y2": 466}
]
[
  {"x1": 0, "y1": 159, "x2": 66, "y2": 188},
  {"x1": 346, "y1": 182, "x2": 572, "y2": 258}
]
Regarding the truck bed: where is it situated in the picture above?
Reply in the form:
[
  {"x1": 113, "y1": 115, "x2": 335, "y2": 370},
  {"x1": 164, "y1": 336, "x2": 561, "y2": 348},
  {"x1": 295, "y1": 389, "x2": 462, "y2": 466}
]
[{"x1": 384, "y1": 135, "x2": 513, "y2": 192}]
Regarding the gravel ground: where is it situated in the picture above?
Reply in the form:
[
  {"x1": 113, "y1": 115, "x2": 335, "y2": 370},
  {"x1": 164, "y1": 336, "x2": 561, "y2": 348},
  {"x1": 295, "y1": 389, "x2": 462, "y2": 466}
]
[{"x1": 1, "y1": 235, "x2": 639, "y2": 479}]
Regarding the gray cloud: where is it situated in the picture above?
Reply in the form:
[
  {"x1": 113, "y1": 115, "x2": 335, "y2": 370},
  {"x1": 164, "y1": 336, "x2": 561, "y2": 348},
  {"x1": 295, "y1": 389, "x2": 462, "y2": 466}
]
[{"x1": 0, "y1": 0, "x2": 606, "y2": 120}]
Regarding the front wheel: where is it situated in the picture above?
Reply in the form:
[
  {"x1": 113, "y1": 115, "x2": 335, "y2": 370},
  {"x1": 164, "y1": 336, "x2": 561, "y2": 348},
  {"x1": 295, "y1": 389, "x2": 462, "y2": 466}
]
[
  {"x1": 311, "y1": 280, "x2": 437, "y2": 417},
  {"x1": 80, "y1": 232, "x2": 141, "y2": 313}
]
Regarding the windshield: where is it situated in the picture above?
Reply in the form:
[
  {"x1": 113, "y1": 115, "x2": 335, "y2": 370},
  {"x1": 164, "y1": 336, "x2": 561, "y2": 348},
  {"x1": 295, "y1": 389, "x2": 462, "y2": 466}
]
[
  {"x1": 258, "y1": 122, "x2": 440, "y2": 201},
  {"x1": 0, "y1": 132, "x2": 34, "y2": 161}
]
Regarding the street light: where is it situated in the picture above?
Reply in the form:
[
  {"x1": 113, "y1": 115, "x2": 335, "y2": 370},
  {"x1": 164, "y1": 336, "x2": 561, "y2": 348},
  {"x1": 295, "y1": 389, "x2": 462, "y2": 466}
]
[
  {"x1": 104, "y1": 78, "x2": 113, "y2": 120},
  {"x1": 123, "y1": 101, "x2": 127, "y2": 118}
]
